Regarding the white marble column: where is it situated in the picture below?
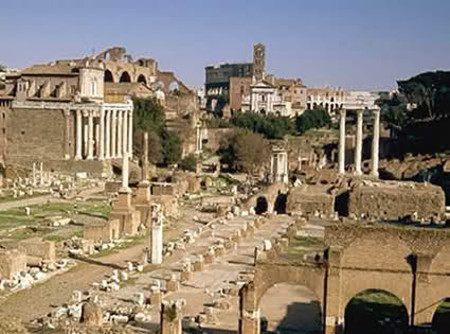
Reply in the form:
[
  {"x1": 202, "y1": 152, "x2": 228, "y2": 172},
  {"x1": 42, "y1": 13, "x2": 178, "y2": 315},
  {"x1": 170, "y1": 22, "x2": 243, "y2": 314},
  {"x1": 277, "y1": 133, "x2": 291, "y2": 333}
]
[
  {"x1": 94, "y1": 122, "x2": 100, "y2": 159},
  {"x1": 122, "y1": 109, "x2": 128, "y2": 156},
  {"x1": 87, "y1": 110, "x2": 94, "y2": 160},
  {"x1": 127, "y1": 110, "x2": 133, "y2": 155},
  {"x1": 111, "y1": 110, "x2": 117, "y2": 158},
  {"x1": 371, "y1": 108, "x2": 380, "y2": 178},
  {"x1": 75, "y1": 110, "x2": 82, "y2": 160},
  {"x1": 117, "y1": 110, "x2": 123, "y2": 158},
  {"x1": 354, "y1": 109, "x2": 363, "y2": 175},
  {"x1": 105, "y1": 110, "x2": 111, "y2": 159},
  {"x1": 83, "y1": 117, "x2": 88, "y2": 159},
  {"x1": 338, "y1": 109, "x2": 346, "y2": 174},
  {"x1": 99, "y1": 109, "x2": 105, "y2": 160}
]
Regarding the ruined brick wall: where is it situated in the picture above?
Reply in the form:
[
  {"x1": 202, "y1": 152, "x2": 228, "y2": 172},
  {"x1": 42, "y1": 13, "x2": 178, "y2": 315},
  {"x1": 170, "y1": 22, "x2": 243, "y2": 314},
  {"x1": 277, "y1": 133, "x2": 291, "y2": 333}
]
[
  {"x1": 18, "y1": 239, "x2": 55, "y2": 262},
  {"x1": 7, "y1": 108, "x2": 66, "y2": 160},
  {"x1": 286, "y1": 185, "x2": 334, "y2": 215},
  {"x1": 229, "y1": 77, "x2": 252, "y2": 111},
  {"x1": 84, "y1": 220, "x2": 119, "y2": 241},
  {"x1": 346, "y1": 180, "x2": 445, "y2": 220}
]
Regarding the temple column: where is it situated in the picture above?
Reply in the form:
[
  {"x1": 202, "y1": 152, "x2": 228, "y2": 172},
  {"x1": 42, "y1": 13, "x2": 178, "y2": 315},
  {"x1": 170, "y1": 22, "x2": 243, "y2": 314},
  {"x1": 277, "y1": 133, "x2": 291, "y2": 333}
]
[
  {"x1": 98, "y1": 109, "x2": 105, "y2": 160},
  {"x1": 75, "y1": 110, "x2": 82, "y2": 160},
  {"x1": 105, "y1": 109, "x2": 111, "y2": 159},
  {"x1": 111, "y1": 110, "x2": 117, "y2": 158},
  {"x1": 83, "y1": 112, "x2": 88, "y2": 159},
  {"x1": 371, "y1": 108, "x2": 380, "y2": 178},
  {"x1": 338, "y1": 109, "x2": 346, "y2": 174},
  {"x1": 87, "y1": 110, "x2": 94, "y2": 160},
  {"x1": 117, "y1": 110, "x2": 123, "y2": 158},
  {"x1": 122, "y1": 109, "x2": 128, "y2": 156},
  {"x1": 354, "y1": 109, "x2": 363, "y2": 175},
  {"x1": 128, "y1": 110, "x2": 133, "y2": 155}
]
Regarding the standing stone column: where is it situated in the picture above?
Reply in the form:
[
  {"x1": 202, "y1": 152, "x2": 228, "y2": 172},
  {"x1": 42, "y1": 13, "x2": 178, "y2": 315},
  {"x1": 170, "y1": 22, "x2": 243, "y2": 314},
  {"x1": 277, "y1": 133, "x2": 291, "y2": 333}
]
[
  {"x1": 354, "y1": 109, "x2": 363, "y2": 175},
  {"x1": 151, "y1": 203, "x2": 163, "y2": 264},
  {"x1": 117, "y1": 110, "x2": 123, "y2": 158},
  {"x1": 94, "y1": 122, "x2": 100, "y2": 159},
  {"x1": 39, "y1": 162, "x2": 44, "y2": 186},
  {"x1": 122, "y1": 109, "x2": 128, "y2": 157},
  {"x1": 161, "y1": 299, "x2": 185, "y2": 334},
  {"x1": 32, "y1": 162, "x2": 36, "y2": 186},
  {"x1": 64, "y1": 109, "x2": 71, "y2": 160},
  {"x1": 105, "y1": 110, "x2": 111, "y2": 159},
  {"x1": 99, "y1": 109, "x2": 105, "y2": 160},
  {"x1": 371, "y1": 107, "x2": 380, "y2": 178},
  {"x1": 87, "y1": 111, "x2": 94, "y2": 160},
  {"x1": 128, "y1": 110, "x2": 133, "y2": 155},
  {"x1": 75, "y1": 110, "x2": 83, "y2": 160},
  {"x1": 122, "y1": 152, "x2": 129, "y2": 189},
  {"x1": 338, "y1": 109, "x2": 346, "y2": 174},
  {"x1": 142, "y1": 132, "x2": 149, "y2": 180},
  {"x1": 111, "y1": 110, "x2": 117, "y2": 158}
]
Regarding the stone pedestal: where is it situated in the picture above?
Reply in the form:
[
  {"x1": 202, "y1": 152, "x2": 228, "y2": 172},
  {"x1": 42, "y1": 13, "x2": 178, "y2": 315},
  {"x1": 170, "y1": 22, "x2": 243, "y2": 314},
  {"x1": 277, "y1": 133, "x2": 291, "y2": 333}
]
[
  {"x1": 215, "y1": 244, "x2": 226, "y2": 256},
  {"x1": 166, "y1": 279, "x2": 180, "y2": 292},
  {"x1": 109, "y1": 189, "x2": 141, "y2": 237},
  {"x1": 204, "y1": 252, "x2": 216, "y2": 264},
  {"x1": 135, "y1": 181, "x2": 151, "y2": 226},
  {"x1": 193, "y1": 257, "x2": 204, "y2": 272},
  {"x1": 151, "y1": 292, "x2": 163, "y2": 306},
  {"x1": 81, "y1": 302, "x2": 103, "y2": 327}
]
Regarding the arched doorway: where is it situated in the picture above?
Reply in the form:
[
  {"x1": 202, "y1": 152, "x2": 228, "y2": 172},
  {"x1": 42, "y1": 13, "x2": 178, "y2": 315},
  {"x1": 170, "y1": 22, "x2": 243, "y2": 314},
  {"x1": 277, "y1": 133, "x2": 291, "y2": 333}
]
[
  {"x1": 104, "y1": 69, "x2": 114, "y2": 82},
  {"x1": 345, "y1": 289, "x2": 409, "y2": 334},
  {"x1": 119, "y1": 71, "x2": 131, "y2": 83},
  {"x1": 255, "y1": 196, "x2": 268, "y2": 215},
  {"x1": 169, "y1": 81, "x2": 179, "y2": 93},
  {"x1": 432, "y1": 298, "x2": 450, "y2": 334},
  {"x1": 259, "y1": 283, "x2": 322, "y2": 333},
  {"x1": 274, "y1": 192, "x2": 287, "y2": 214},
  {"x1": 137, "y1": 74, "x2": 147, "y2": 84}
]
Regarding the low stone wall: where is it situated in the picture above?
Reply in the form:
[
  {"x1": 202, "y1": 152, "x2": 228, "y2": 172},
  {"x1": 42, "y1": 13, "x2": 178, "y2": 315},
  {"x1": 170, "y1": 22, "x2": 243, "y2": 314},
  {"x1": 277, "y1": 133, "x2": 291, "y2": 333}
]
[
  {"x1": 84, "y1": 220, "x2": 120, "y2": 241},
  {"x1": 347, "y1": 180, "x2": 445, "y2": 221}
]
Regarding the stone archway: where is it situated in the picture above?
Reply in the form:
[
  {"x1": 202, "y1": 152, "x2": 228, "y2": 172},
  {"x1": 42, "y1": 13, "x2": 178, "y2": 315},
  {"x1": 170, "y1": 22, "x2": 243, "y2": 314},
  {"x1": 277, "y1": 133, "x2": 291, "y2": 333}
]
[
  {"x1": 119, "y1": 71, "x2": 131, "y2": 83},
  {"x1": 137, "y1": 74, "x2": 147, "y2": 84},
  {"x1": 432, "y1": 298, "x2": 450, "y2": 334},
  {"x1": 344, "y1": 289, "x2": 409, "y2": 334},
  {"x1": 255, "y1": 196, "x2": 268, "y2": 215},
  {"x1": 104, "y1": 69, "x2": 114, "y2": 82}
]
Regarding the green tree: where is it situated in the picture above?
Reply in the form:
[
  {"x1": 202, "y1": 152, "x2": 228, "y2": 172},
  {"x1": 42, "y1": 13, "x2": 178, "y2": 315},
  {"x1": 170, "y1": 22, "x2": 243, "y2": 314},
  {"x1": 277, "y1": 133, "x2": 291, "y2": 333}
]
[
  {"x1": 218, "y1": 130, "x2": 270, "y2": 174},
  {"x1": 133, "y1": 97, "x2": 165, "y2": 134},
  {"x1": 161, "y1": 129, "x2": 182, "y2": 165},
  {"x1": 295, "y1": 108, "x2": 331, "y2": 134},
  {"x1": 179, "y1": 154, "x2": 198, "y2": 172},
  {"x1": 230, "y1": 112, "x2": 294, "y2": 139}
]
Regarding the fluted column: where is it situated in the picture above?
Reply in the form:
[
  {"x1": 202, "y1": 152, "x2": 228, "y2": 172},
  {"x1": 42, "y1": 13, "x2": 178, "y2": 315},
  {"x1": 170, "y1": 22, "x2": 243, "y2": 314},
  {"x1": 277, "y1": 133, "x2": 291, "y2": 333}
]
[
  {"x1": 338, "y1": 109, "x2": 346, "y2": 174},
  {"x1": 105, "y1": 109, "x2": 111, "y2": 159},
  {"x1": 128, "y1": 110, "x2": 133, "y2": 155},
  {"x1": 75, "y1": 110, "x2": 82, "y2": 160},
  {"x1": 371, "y1": 108, "x2": 380, "y2": 178},
  {"x1": 354, "y1": 109, "x2": 363, "y2": 175},
  {"x1": 87, "y1": 110, "x2": 94, "y2": 160},
  {"x1": 117, "y1": 110, "x2": 123, "y2": 158},
  {"x1": 122, "y1": 109, "x2": 128, "y2": 156},
  {"x1": 111, "y1": 110, "x2": 117, "y2": 158},
  {"x1": 98, "y1": 109, "x2": 105, "y2": 160}
]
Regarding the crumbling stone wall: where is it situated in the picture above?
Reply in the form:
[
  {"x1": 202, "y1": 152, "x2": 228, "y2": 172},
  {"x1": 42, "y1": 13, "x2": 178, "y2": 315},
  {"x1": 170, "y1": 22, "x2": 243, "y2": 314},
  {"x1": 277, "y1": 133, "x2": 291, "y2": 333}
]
[
  {"x1": 18, "y1": 238, "x2": 55, "y2": 262},
  {"x1": 84, "y1": 220, "x2": 120, "y2": 242},
  {"x1": 0, "y1": 250, "x2": 27, "y2": 280},
  {"x1": 346, "y1": 180, "x2": 445, "y2": 220},
  {"x1": 286, "y1": 185, "x2": 334, "y2": 216}
]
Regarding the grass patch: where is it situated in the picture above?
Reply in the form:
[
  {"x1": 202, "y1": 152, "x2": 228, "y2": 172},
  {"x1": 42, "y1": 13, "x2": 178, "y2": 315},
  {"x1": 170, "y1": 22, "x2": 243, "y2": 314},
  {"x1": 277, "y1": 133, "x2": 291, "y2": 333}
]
[
  {"x1": 119, "y1": 277, "x2": 138, "y2": 288},
  {"x1": 289, "y1": 236, "x2": 324, "y2": 248}
]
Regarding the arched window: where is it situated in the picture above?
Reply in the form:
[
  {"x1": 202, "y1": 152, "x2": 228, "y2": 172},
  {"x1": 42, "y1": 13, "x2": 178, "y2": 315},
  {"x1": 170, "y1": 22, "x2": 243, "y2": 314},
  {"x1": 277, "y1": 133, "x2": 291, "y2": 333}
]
[
  {"x1": 104, "y1": 69, "x2": 114, "y2": 82},
  {"x1": 137, "y1": 74, "x2": 147, "y2": 84},
  {"x1": 90, "y1": 79, "x2": 98, "y2": 95},
  {"x1": 119, "y1": 71, "x2": 131, "y2": 83}
]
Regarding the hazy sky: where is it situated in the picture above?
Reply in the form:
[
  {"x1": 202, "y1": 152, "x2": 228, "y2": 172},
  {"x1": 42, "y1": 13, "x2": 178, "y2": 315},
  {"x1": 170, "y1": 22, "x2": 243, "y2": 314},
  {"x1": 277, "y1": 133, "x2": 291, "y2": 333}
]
[{"x1": 2, "y1": 0, "x2": 449, "y2": 90}]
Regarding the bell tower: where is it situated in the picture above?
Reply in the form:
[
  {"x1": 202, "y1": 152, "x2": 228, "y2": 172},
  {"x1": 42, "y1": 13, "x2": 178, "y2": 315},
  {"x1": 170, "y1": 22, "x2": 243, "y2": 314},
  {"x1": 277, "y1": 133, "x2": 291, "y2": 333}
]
[{"x1": 252, "y1": 43, "x2": 266, "y2": 82}]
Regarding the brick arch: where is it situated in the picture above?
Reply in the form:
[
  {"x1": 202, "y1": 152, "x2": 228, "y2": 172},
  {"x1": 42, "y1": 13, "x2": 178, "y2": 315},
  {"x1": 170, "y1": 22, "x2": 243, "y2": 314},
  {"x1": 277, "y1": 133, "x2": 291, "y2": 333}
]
[
  {"x1": 254, "y1": 263, "x2": 325, "y2": 309},
  {"x1": 104, "y1": 69, "x2": 115, "y2": 82},
  {"x1": 243, "y1": 182, "x2": 288, "y2": 214},
  {"x1": 137, "y1": 74, "x2": 147, "y2": 84},
  {"x1": 119, "y1": 71, "x2": 131, "y2": 83}
]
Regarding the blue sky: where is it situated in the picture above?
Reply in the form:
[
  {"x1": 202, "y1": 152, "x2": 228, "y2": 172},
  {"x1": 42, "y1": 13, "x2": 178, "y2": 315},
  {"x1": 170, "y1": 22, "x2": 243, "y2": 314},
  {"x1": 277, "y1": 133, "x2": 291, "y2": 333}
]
[{"x1": 1, "y1": 0, "x2": 449, "y2": 90}]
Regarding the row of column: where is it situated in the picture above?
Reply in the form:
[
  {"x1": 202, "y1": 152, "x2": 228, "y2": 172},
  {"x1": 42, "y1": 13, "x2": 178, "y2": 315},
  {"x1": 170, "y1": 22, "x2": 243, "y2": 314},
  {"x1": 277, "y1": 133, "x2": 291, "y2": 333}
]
[
  {"x1": 75, "y1": 108, "x2": 133, "y2": 160},
  {"x1": 338, "y1": 108, "x2": 380, "y2": 177}
]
